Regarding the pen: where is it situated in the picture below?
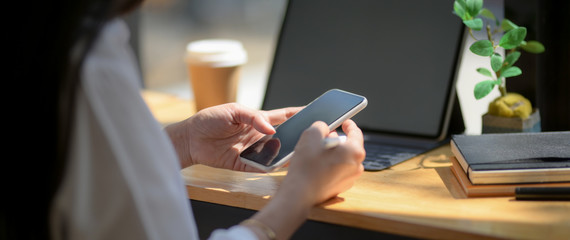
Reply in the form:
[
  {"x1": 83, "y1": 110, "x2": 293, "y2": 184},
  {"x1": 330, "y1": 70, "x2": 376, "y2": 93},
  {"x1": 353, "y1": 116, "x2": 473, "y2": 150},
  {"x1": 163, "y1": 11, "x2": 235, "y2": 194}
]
[
  {"x1": 323, "y1": 136, "x2": 347, "y2": 149},
  {"x1": 515, "y1": 187, "x2": 570, "y2": 201}
]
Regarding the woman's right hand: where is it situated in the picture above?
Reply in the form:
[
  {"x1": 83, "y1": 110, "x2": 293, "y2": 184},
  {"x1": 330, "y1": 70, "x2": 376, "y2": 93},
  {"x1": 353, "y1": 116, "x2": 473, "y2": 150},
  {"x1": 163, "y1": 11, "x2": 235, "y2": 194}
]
[
  {"x1": 243, "y1": 120, "x2": 365, "y2": 240},
  {"x1": 281, "y1": 119, "x2": 366, "y2": 206}
]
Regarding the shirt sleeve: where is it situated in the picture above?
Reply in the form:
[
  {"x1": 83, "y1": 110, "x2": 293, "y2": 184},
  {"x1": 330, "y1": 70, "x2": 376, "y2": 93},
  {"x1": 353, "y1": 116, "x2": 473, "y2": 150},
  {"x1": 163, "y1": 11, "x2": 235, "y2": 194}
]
[
  {"x1": 50, "y1": 18, "x2": 199, "y2": 240},
  {"x1": 208, "y1": 225, "x2": 258, "y2": 240}
]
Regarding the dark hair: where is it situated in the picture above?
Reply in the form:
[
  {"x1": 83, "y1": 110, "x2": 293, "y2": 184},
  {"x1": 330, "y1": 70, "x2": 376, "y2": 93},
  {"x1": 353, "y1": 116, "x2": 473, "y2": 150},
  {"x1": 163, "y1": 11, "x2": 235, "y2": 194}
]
[{"x1": 2, "y1": 0, "x2": 141, "y2": 239}]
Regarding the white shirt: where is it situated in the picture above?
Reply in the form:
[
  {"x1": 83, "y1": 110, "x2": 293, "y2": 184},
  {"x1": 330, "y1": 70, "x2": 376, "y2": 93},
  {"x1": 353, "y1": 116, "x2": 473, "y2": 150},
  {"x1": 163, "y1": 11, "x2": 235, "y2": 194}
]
[{"x1": 50, "y1": 18, "x2": 256, "y2": 240}]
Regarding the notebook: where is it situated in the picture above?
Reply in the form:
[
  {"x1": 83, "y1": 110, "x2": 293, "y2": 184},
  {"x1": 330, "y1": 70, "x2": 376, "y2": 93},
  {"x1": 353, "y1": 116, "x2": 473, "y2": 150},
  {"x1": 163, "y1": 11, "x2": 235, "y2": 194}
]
[
  {"x1": 261, "y1": 0, "x2": 465, "y2": 171},
  {"x1": 450, "y1": 132, "x2": 570, "y2": 184}
]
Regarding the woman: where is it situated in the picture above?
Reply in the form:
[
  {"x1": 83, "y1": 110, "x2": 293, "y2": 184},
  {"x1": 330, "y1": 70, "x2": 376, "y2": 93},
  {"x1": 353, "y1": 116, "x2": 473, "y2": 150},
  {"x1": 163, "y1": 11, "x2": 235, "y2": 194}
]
[{"x1": 4, "y1": 0, "x2": 365, "y2": 239}]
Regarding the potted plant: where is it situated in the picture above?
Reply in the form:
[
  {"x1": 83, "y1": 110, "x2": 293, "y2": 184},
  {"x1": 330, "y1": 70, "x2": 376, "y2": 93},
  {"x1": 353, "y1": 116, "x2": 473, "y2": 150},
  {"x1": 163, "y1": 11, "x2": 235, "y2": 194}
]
[{"x1": 452, "y1": 0, "x2": 544, "y2": 133}]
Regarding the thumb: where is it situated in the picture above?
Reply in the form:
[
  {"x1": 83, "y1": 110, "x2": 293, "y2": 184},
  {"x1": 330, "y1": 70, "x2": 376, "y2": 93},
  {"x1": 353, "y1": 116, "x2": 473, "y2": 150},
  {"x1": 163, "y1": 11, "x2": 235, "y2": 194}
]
[
  {"x1": 298, "y1": 121, "x2": 329, "y2": 146},
  {"x1": 233, "y1": 105, "x2": 276, "y2": 135}
]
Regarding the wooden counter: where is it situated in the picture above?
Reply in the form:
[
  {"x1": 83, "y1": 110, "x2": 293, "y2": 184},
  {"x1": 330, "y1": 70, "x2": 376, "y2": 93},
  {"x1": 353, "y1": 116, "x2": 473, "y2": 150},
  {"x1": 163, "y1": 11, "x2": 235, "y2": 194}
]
[
  {"x1": 181, "y1": 146, "x2": 570, "y2": 240},
  {"x1": 143, "y1": 90, "x2": 570, "y2": 240}
]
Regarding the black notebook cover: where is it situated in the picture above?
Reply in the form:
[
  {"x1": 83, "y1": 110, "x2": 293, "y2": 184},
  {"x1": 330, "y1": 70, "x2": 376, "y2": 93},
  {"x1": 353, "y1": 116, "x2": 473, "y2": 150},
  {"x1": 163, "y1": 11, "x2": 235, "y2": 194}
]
[
  {"x1": 450, "y1": 132, "x2": 570, "y2": 184},
  {"x1": 451, "y1": 132, "x2": 570, "y2": 172}
]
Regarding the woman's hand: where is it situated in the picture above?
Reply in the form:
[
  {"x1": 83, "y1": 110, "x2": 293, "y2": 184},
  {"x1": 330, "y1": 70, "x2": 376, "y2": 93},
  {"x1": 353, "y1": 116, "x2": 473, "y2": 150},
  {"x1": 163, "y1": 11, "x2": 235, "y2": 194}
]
[
  {"x1": 165, "y1": 103, "x2": 301, "y2": 171},
  {"x1": 281, "y1": 120, "x2": 366, "y2": 205},
  {"x1": 246, "y1": 120, "x2": 366, "y2": 239}
]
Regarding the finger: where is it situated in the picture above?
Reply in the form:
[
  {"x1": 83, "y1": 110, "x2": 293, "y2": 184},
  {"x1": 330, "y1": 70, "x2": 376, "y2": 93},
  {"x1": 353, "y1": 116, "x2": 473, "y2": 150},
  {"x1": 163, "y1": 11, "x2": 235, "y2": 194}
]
[
  {"x1": 232, "y1": 104, "x2": 276, "y2": 135},
  {"x1": 342, "y1": 120, "x2": 364, "y2": 145},
  {"x1": 299, "y1": 121, "x2": 330, "y2": 142},
  {"x1": 327, "y1": 130, "x2": 339, "y2": 138},
  {"x1": 341, "y1": 120, "x2": 366, "y2": 163},
  {"x1": 252, "y1": 113, "x2": 276, "y2": 135},
  {"x1": 264, "y1": 106, "x2": 304, "y2": 126},
  {"x1": 307, "y1": 121, "x2": 330, "y2": 139},
  {"x1": 296, "y1": 121, "x2": 329, "y2": 149}
]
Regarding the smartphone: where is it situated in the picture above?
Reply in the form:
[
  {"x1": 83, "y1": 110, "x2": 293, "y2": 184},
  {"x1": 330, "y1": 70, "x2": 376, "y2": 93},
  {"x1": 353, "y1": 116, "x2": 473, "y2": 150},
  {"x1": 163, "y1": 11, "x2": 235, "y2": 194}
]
[{"x1": 239, "y1": 89, "x2": 367, "y2": 172}]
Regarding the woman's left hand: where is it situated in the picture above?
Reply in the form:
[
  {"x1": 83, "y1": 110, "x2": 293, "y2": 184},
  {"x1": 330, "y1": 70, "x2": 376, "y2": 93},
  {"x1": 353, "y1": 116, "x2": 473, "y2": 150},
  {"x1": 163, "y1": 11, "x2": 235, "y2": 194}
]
[{"x1": 165, "y1": 103, "x2": 301, "y2": 171}]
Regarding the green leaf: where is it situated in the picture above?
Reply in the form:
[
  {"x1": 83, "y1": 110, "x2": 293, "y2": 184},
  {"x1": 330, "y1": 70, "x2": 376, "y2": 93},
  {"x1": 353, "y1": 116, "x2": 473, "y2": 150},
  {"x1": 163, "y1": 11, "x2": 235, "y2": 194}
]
[
  {"x1": 503, "y1": 51, "x2": 521, "y2": 68},
  {"x1": 453, "y1": 1, "x2": 467, "y2": 20},
  {"x1": 499, "y1": 27, "x2": 527, "y2": 49},
  {"x1": 479, "y1": 8, "x2": 498, "y2": 25},
  {"x1": 490, "y1": 53, "x2": 503, "y2": 72},
  {"x1": 469, "y1": 40, "x2": 494, "y2": 56},
  {"x1": 520, "y1": 40, "x2": 545, "y2": 53},
  {"x1": 501, "y1": 66, "x2": 522, "y2": 78},
  {"x1": 474, "y1": 80, "x2": 497, "y2": 100},
  {"x1": 466, "y1": 0, "x2": 483, "y2": 18},
  {"x1": 501, "y1": 19, "x2": 518, "y2": 32},
  {"x1": 463, "y1": 18, "x2": 483, "y2": 31},
  {"x1": 476, "y1": 68, "x2": 493, "y2": 77}
]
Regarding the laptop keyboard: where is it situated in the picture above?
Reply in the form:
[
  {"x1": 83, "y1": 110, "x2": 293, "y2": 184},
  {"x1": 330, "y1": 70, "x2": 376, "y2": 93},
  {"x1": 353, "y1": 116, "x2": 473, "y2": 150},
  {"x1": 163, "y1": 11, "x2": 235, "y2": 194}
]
[{"x1": 363, "y1": 143, "x2": 424, "y2": 171}]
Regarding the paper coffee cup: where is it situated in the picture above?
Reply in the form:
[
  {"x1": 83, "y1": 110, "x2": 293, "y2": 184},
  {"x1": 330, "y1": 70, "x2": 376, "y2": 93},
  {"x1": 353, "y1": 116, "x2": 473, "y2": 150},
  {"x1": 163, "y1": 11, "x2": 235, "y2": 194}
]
[{"x1": 185, "y1": 39, "x2": 247, "y2": 111}]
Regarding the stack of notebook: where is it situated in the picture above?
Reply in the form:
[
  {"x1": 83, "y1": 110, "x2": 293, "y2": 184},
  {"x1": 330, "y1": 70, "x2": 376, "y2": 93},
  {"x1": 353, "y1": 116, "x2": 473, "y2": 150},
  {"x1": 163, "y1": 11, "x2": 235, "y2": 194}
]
[{"x1": 449, "y1": 132, "x2": 570, "y2": 197}]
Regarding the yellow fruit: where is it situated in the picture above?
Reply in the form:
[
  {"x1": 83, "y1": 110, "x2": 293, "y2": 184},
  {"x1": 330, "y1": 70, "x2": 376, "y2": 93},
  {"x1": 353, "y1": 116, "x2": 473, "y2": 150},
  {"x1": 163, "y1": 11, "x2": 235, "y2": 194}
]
[{"x1": 487, "y1": 93, "x2": 532, "y2": 119}]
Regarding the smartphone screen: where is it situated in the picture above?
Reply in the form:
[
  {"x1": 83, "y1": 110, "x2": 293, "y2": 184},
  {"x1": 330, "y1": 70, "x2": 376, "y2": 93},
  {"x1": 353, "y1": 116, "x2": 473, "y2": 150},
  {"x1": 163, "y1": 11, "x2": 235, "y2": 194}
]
[{"x1": 240, "y1": 89, "x2": 367, "y2": 171}]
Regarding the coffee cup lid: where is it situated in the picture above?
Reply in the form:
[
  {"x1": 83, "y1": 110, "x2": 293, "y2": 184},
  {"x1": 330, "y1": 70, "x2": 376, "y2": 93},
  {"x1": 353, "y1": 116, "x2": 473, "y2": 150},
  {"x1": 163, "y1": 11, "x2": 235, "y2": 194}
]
[{"x1": 185, "y1": 39, "x2": 247, "y2": 67}]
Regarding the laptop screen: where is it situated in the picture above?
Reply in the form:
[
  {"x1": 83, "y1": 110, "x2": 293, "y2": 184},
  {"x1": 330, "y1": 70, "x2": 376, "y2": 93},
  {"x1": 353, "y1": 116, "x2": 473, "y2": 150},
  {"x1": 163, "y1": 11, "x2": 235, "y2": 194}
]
[{"x1": 262, "y1": 0, "x2": 464, "y2": 140}]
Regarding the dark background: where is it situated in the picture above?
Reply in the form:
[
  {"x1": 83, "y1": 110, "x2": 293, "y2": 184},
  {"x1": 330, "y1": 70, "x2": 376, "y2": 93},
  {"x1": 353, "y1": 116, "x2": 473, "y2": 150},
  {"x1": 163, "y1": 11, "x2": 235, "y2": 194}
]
[{"x1": 504, "y1": 0, "x2": 570, "y2": 131}]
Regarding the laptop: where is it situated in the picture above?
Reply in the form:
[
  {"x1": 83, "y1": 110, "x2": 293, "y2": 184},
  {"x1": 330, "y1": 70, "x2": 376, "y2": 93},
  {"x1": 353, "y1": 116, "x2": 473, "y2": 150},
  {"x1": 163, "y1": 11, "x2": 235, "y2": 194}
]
[{"x1": 262, "y1": 0, "x2": 465, "y2": 171}]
